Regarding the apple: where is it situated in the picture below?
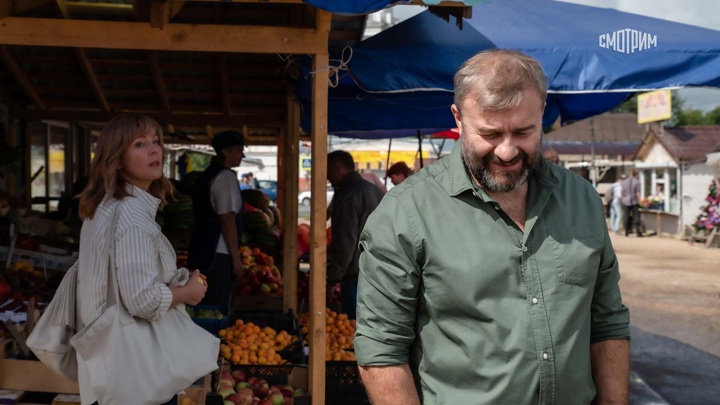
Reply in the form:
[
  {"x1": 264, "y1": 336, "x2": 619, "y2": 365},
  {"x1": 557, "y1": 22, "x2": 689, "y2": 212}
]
[
  {"x1": 267, "y1": 392, "x2": 285, "y2": 405},
  {"x1": 225, "y1": 401, "x2": 235, "y2": 405},
  {"x1": 258, "y1": 400, "x2": 272, "y2": 405},
  {"x1": 293, "y1": 388, "x2": 305, "y2": 397},
  {"x1": 232, "y1": 370, "x2": 247, "y2": 383},
  {"x1": 280, "y1": 388, "x2": 293, "y2": 398},
  {"x1": 236, "y1": 382, "x2": 250, "y2": 391},
  {"x1": 247, "y1": 377, "x2": 258, "y2": 386},
  {"x1": 218, "y1": 387, "x2": 236, "y2": 399},
  {"x1": 251, "y1": 379, "x2": 270, "y2": 398},
  {"x1": 220, "y1": 370, "x2": 236, "y2": 385},
  {"x1": 235, "y1": 388, "x2": 255, "y2": 405}
]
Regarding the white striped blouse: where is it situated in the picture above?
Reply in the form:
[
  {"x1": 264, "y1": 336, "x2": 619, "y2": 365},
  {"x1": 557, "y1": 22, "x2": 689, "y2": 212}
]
[{"x1": 76, "y1": 185, "x2": 189, "y2": 404}]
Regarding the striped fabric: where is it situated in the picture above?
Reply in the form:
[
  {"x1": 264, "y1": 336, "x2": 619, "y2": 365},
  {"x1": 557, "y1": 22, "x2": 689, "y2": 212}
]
[{"x1": 76, "y1": 185, "x2": 189, "y2": 404}]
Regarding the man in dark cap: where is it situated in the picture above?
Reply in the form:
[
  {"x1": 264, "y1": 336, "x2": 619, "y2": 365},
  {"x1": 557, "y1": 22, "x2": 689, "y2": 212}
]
[{"x1": 188, "y1": 130, "x2": 246, "y2": 308}]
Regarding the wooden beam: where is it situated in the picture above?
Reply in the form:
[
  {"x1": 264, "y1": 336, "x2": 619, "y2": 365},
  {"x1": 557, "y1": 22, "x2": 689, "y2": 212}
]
[
  {"x1": 66, "y1": 2, "x2": 134, "y2": 16},
  {"x1": 0, "y1": 359, "x2": 79, "y2": 394},
  {"x1": 147, "y1": 51, "x2": 171, "y2": 111},
  {"x1": 53, "y1": 0, "x2": 112, "y2": 112},
  {"x1": 282, "y1": 87, "x2": 300, "y2": 314},
  {"x1": 0, "y1": 46, "x2": 46, "y2": 109},
  {"x1": 150, "y1": 0, "x2": 170, "y2": 29},
  {"x1": 12, "y1": 109, "x2": 284, "y2": 127},
  {"x1": 74, "y1": 49, "x2": 111, "y2": 112},
  {"x1": 1, "y1": 0, "x2": 12, "y2": 20},
  {"x1": 308, "y1": 9, "x2": 331, "y2": 405},
  {"x1": 219, "y1": 54, "x2": 231, "y2": 115},
  {"x1": 0, "y1": 17, "x2": 328, "y2": 55}
]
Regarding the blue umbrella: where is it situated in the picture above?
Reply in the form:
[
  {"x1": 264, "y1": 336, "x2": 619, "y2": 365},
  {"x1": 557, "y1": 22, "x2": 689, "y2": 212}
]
[{"x1": 296, "y1": 0, "x2": 720, "y2": 137}]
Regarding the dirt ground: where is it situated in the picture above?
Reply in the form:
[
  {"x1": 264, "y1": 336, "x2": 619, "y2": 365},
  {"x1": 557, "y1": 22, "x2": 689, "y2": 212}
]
[{"x1": 612, "y1": 233, "x2": 720, "y2": 357}]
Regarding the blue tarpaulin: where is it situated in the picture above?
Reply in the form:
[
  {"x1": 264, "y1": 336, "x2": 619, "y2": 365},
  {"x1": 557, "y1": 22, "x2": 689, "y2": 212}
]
[
  {"x1": 296, "y1": 0, "x2": 720, "y2": 138},
  {"x1": 306, "y1": 0, "x2": 482, "y2": 15}
]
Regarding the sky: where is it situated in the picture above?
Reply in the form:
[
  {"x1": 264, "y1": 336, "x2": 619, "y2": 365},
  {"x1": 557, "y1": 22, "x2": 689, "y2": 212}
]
[{"x1": 389, "y1": 0, "x2": 720, "y2": 112}]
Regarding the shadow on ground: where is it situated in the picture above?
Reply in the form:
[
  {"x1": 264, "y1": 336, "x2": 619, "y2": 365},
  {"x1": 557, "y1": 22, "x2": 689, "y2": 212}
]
[{"x1": 630, "y1": 326, "x2": 720, "y2": 405}]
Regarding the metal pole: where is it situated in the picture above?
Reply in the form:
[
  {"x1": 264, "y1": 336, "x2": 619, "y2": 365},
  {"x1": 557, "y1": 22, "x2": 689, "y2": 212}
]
[
  {"x1": 417, "y1": 130, "x2": 424, "y2": 169},
  {"x1": 384, "y1": 138, "x2": 392, "y2": 187},
  {"x1": 590, "y1": 118, "x2": 596, "y2": 188}
]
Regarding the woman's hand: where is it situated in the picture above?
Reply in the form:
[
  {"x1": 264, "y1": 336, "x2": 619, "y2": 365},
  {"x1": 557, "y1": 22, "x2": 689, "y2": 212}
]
[{"x1": 185, "y1": 270, "x2": 208, "y2": 305}]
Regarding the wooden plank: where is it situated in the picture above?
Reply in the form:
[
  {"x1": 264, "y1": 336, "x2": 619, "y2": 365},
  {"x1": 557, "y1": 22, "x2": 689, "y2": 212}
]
[
  {"x1": 0, "y1": 46, "x2": 46, "y2": 109},
  {"x1": 150, "y1": 0, "x2": 170, "y2": 29},
  {"x1": 219, "y1": 54, "x2": 231, "y2": 115},
  {"x1": 0, "y1": 359, "x2": 79, "y2": 394},
  {"x1": 0, "y1": 17, "x2": 328, "y2": 55},
  {"x1": 147, "y1": 51, "x2": 171, "y2": 111},
  {"x1": 282, "y1": 87, "x2": 300, "y2": 314},
  {"x1": 12, "y1": 108, "x2": 284, "y2": 127},
  {"x1": 308, "y1": 11, "x2": 331, "y2": 405},
  {"x1": 74, "y1": 49, "x2": 111, "y2": 112}
]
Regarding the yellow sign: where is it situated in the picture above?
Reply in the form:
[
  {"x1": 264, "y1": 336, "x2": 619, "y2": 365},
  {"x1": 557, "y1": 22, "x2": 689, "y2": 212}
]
[
  {"x1": 637, "y1": 89, "x2": 672, "y2": 124},
  {"x1": 350, "y1": 150, "x2": 426, "y2": 171}
]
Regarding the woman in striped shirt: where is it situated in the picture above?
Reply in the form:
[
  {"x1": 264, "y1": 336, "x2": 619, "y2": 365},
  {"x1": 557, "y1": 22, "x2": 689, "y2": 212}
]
[{"x1": 76, "y1": 114, "x2": 208, "y2": 405}]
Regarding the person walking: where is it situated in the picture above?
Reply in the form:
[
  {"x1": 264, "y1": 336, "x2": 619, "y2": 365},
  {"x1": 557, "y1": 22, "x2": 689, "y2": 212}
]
[
  {"x1": 609, "y1": 174, "x2": 625, "y2": 234},
  {"x1": 76, "y1": 114, "x2": 208, "y2": 405},
  {"x1": 355, "y1": 50, "x2": 630, "y2": 405},
  {"x1": 386, "y1": 161, "x2": 412, "y2": 186},
  {"x1": 622, "y1": 169, "x2": 643, "y2": 237}
]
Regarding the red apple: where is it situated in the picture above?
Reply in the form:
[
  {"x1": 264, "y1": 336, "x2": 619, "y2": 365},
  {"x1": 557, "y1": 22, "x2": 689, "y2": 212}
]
[
  {"x1": 232, "y1": 370, "x2": 246, "y2": 383},
  {"x1": 251, "y1": 379, "x2": 270, "y2": 398},
  {"x1": 267, "y1": 392, "x2": 285, "y2": 405}
]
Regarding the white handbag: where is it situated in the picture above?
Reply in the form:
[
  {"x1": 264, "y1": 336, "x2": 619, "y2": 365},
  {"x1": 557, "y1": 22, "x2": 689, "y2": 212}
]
[
  {"x1": 26, "y1": 260, "x2": 80, "y2": 381},
  {"x1": 70, "y1": 203, "x2": 220, "y2": 405}
]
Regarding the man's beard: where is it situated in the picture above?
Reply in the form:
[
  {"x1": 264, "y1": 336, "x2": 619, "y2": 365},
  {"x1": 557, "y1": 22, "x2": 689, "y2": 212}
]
[{"x1": 461, "y1": 138, "x2": 541, "y2": 193}]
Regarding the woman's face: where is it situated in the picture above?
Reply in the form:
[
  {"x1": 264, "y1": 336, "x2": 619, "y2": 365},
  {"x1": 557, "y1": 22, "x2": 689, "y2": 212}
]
[{"x1": 121, "y1": 132, "x2": 163, "y2": 190}]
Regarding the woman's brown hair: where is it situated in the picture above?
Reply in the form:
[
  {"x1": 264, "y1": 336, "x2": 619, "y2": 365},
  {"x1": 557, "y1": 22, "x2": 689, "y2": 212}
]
[{"x1": 78, "y1": 114, "x2": 173, "y2": 219}]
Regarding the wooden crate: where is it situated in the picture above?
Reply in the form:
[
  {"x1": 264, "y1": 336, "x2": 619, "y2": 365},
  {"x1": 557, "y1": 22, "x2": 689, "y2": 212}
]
[
  {"x1": 51, "y1": 394, "x2": 81, "y2": 405},
  {"x1": 177, "y1": 374, "x2": 212, "y2": 405},
  {"x1": 0, "y1": 359, "x2": 79, "y2": 394}
]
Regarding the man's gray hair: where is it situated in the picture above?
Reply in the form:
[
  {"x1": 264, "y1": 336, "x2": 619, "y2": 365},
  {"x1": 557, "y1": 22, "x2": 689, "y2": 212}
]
[{"x1": 453, "y1": 49, "x2": 548, "y2": 113}]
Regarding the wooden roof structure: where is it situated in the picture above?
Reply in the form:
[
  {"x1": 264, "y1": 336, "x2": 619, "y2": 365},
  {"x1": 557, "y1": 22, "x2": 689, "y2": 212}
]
[{"x1": 0, "y1": 0, "x2": 369, "y2": 144}]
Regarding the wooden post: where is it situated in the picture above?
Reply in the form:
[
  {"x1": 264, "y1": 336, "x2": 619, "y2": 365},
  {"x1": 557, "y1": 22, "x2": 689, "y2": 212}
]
[
  {"x1": 308, "y1": 9, "x2": 330, "y2": 405},
  {"x1": 282, "y1": 88, "x2": 300, "y2": 314}
]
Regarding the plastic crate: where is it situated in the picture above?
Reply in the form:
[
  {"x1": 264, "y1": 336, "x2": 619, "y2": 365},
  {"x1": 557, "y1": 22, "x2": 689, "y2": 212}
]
[
  {"x1": 187, "y1": 304, "x2": 228, "y2": 336},
  {"x1": 325, "y1": 361, "x2": 370, "y2": 405},
  {"x1": 229, "y1": 364, "x2": 295, "y2": 386}
]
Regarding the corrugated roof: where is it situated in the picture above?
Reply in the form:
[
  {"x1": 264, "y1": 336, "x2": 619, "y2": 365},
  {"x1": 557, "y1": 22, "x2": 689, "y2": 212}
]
[
  {"x1": 653, "y1": 126, "x2": 720, "y2": 161},
  {"x1": 545, "y1": 112, "x2": 645, "y2": 143}
]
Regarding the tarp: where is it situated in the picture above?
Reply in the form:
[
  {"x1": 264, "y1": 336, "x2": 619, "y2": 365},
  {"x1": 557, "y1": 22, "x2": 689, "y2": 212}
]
[{"x1": 295, "y1": 0, "x2": 720, "y2": 138}]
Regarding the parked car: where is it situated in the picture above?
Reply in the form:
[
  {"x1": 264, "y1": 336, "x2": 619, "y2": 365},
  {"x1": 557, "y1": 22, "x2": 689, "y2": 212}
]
[
  {"x1": 298, "y1": 186, "x2": 334, "y2": 207},
  {"x1": 256, "y1": 180, "x2": 278, "y2": 203}
]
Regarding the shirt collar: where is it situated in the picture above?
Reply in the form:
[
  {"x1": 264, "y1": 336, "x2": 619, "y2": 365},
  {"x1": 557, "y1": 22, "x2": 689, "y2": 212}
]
[
  {"x1": 447, "y1": 139, "x2": 560, "y2": 198},
  {"x1": 125, "y1": 183, "x2": 161, "y2": 216}
]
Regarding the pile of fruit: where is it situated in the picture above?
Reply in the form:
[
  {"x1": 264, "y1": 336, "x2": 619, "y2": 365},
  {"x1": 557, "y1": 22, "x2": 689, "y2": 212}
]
[
  {"x1": 185, "y1": 306, "x2": 225, "y2": 320},
  {"x1": 241, "y1": 190, "x2": 281, "y2": 259},
  {"x1": 236, "y1": 246, "x2": 283, "y2": 297},
  {"x1": 298, "y1": 309, "x2": 356, "y2": 361},
  {"x1": 217, "y1": 369, "x2": 304, "y2": 405},
  {"x1": 218, "y1": 320, "x2": 298, "y2": 365},
  {"x1": 296, "y1": 272, "x2": 340, "y2": 305}
]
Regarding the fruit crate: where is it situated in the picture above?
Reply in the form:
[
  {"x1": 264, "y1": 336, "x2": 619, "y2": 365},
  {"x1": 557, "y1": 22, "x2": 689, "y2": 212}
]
[
  {"x1": 229, "y1": 364, "x2": 295, "y2": 386},
  {"x1": 187, "y1": 304, "x2": 228, "y2": 336},
  {"x1": 325, "y1": 361, "x2": 370, "y2": 405}
]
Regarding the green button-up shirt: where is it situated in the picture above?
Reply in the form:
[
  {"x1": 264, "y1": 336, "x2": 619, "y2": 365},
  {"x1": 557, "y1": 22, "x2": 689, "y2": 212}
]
[{"x1": 355, "y1": 142, "x2": 630, "y2": 405}]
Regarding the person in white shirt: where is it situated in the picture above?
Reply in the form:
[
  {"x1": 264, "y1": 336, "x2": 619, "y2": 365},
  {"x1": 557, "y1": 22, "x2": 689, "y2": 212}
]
[
  {"x1": 76, "y1": 114, "x2": 207, "y2": 405},
  {"x1": 187, "y1": 131, "x2": 246, "y2": 308}
]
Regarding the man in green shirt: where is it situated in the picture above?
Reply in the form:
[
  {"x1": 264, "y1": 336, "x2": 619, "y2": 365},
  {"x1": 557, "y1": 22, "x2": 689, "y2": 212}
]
[{"x1": 355, "y1": 49, "x2": 630, "y2": 405}]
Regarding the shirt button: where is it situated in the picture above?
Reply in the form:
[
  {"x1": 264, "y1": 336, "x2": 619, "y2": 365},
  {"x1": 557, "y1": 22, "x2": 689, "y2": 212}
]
[
  {"x1": 532, "y1": 297, "x2": 538, "y2": 304},
  {"x1": 522, "y1": 245, "x2": 528, "y2": 252},
  {"x1": 543, "y1": 353, "x2": 549, "y2": 360},
  {"x1": 494, "y1": 205, "x2": 500, "y2": 211}
]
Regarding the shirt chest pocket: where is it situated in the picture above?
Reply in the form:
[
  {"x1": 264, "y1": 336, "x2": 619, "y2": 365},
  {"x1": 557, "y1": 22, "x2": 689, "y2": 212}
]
[{"x1": 546, "y1": 229, "x2": 602, "y2": 286}]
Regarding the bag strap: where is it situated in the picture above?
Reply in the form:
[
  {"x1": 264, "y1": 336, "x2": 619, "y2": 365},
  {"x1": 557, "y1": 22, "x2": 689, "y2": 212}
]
[{"x1": 102, "y1": 201, "x2": 126, "y2": 317}]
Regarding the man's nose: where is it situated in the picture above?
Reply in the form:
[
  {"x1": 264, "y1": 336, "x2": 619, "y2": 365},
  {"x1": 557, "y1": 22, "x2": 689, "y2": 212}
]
[{"x1": 494, "y1": 136, "x2": 519, "y2": 162}]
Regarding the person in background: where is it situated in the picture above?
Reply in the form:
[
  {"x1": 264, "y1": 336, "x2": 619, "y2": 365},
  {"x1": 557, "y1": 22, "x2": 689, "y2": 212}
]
[
  {"x1": 76, "y1": 114, "x2": 207, "y2": 405},
  {"x1": 386, "y1": 161, "x2": 411, "y2": 186},
  {"x1": 622, "y1": 169, "x2": 643, "y2": 237},
  {"x1": 187, "y1": 131, "x2": 246, "y2": 308},
  {"x1": 240, "y1": 173, "x2": 252, "y2": 190},
  {"x1": 360, "y1": 170, "x2": 388, "y2": 194},
  {"x1": 542, "y1": 147, "x2": 560, "y2": 164},
  {"x1": 355, "y1": 49, "x2": 629, "y2": 405},
  {"x1": 247, "y1": 172, "x2": 259, "y2": 189},
  {"x1": 326, "y1": 150, "x2": 384, "y2": 320},
  {"x1": 608, "y1": 174, "x2": 625, "y2": 234}
]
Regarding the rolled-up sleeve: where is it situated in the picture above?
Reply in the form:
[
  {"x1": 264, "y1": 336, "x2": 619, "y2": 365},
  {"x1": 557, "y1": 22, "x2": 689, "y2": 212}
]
[
  {"x1": 590, "y1": 199, "x2": 630, "y2": 342},
  {"x1": 115, "y1": 227, "x2": 172, "y2": 321},
  {"x1": 355, "y1": 194, "x2": 422, "y2": 366}
]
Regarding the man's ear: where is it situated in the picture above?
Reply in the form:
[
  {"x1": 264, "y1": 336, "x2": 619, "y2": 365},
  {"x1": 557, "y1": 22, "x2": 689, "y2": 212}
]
[{"x1": 451, "y1": 104, "x2": 462, "y2": 132}]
